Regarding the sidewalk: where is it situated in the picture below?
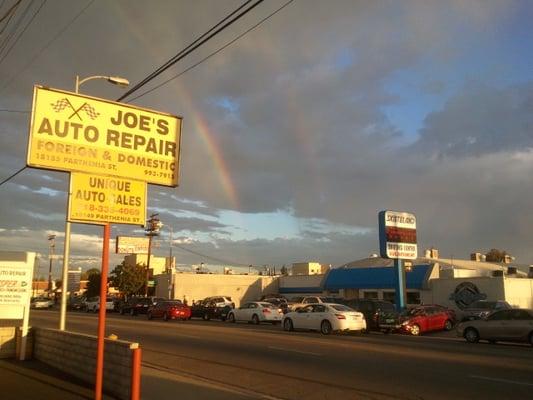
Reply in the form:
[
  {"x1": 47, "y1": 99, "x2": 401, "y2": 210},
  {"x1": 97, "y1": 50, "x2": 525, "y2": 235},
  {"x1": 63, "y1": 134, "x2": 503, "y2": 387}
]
[
  {"x1": 1, "y1": 359, "x2": 260, "y2": 400},
  {"x1": 0, "y1": 358, "x2": 109, "y2": 400}
]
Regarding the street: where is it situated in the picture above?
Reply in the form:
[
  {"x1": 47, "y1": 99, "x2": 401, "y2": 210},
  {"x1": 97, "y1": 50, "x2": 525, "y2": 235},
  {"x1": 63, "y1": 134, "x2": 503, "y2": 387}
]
[{"x1": 30, "y1": 310, "x2": 533, "y2": 400}]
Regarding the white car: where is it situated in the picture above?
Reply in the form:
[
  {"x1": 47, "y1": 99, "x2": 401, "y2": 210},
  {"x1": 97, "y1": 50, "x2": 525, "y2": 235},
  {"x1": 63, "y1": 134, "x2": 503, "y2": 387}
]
[
  {"x1": 282, "y1": 303, "x2": 367, "y2": 335},
  {"x1": 287, "y1": 296, "x2": 341, "y2": 312},
  {"x1": 227, "y1": 302, "x2": 283, "y2": 324},
  {"x1": 85, "y1": 296, "x2": 114, "y2": 312},
  {"x1": 31, "y1": 297, "x2": 54, "y2": 309}
]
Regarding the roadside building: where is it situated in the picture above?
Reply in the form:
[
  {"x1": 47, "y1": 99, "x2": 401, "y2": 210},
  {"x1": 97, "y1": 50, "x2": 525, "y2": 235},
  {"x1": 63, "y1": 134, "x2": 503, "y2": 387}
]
[{"x1": 291, "y1": 262, "x2": 330, "y2": 275}]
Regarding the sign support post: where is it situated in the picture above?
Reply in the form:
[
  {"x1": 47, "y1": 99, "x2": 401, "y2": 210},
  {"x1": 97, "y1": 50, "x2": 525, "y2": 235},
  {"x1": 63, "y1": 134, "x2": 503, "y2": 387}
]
[
  {"x1": 95, "y1": 223, "x2": 110, "y2": 400},
  {"x1": 394, "y1": 258, "x2": 406, "y2": 311}
]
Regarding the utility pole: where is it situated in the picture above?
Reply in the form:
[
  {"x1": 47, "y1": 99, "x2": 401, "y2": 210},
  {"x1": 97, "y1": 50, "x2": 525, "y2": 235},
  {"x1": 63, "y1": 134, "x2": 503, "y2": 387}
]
[
  {"x1": 145, "y1": 213, "x2": 163, "y2": 296},
  {"x1": 47, "y1": 235, "x2": 56, "y2": 294}
]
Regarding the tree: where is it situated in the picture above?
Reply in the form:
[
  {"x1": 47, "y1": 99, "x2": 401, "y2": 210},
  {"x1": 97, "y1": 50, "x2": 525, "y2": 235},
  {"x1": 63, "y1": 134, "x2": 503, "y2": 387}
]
[
  {"x1": 54, "y1": 279, "x2": 62, "y2": 289},
  {"x1": 110, "y1": 262, "x2": 147, "y2": 297},
  {"x1": 86, "y1": 273, "x2": 101, "y2": 297},
  {"x1": 280, "y1": 265, "x2": 288, "y2": 276},
  {"x1": 485, "y1": 249, "x2": 508, "y2": 262},
  {"x1": 81, "y1": 268, "x2": 100, "y2": 280}
]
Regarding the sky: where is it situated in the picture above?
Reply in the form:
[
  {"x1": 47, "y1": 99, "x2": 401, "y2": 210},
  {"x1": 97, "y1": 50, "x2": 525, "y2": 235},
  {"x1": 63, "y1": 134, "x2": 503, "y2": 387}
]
[{"x1": 1, "y1": 0, "x2": 532, "y2": 277}]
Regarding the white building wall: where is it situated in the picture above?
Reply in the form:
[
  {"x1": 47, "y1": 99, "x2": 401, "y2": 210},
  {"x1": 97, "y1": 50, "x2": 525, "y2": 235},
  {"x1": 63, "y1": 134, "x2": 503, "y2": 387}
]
[
  {"x1": 155, "y1": 273, "x2": 278, "y2": 307},
  {"x1": 504, "y1": 278, "x2": 533, "y2": 308},
  {"x1": 422, "y1": 277, "x2": 505, "y2": 312}
]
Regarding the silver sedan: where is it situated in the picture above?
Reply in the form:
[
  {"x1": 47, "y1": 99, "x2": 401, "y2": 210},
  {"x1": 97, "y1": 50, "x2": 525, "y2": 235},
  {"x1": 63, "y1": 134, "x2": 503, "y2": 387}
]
[{"x1": 456, "y1": 308, "x2": 533, "y2": 346}]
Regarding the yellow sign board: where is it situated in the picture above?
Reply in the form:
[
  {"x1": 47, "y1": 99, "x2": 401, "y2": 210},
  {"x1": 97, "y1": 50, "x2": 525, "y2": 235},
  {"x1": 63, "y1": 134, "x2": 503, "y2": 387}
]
[
  {"x1": 27, "y1": 86, "x2": 182, "y2": 187},
  {"x1": 68, "y1": 173, "x2": 147, "y2": 225}
]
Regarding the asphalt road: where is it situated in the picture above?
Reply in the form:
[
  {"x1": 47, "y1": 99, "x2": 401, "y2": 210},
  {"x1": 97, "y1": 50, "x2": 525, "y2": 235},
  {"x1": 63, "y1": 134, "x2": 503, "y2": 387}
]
[{"x1": 30, "y1": 310, "x2": 533, "y2": 400}]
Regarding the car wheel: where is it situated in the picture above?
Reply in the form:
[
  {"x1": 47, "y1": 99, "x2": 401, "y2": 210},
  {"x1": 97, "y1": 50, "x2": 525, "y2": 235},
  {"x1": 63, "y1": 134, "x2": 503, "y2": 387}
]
[
  {"x1": 221, "y1": 316, "x2": 226, "y2": 322},
  {"x1": 321, "y1": 320, "x2": 332, "y2": 335},
  {"x1": 228, "y1": 313, "x2": 235, "y2": 323},
  {"x1": 410, "y1": 324, "x2": 421, "y2": 336},
  {"x1": 464, "y1": 327, "x2": 480, "y2": 343},
  {"x1": 163, "y1": 312, "x2": 168, "y2": 321},
  {"x1": 130, "y1": 308, "x2": 135, "y2": 316},
  {"x1": 147, "y1": 312, "x2": 153, "y2": 320},
  {"x1": 252, "y1": 314, "x2": 260, "y2": 325},
  {"x1": 93, "y1": 306, "x2": 97, "y2": 313},
  {"x1": 119, "y1": 308, "x2": 125, "y2": 315},
  {"x1": 85, "y1": 307, "x2": 90, "y2": 313},
  {"x1": 202, "y1": 313, "x2": 210, "y2": 321},
  {"x1": 283, "y1": 318, "x2": 293, "y2": 332},
  {"x1": 444, "y1": 319, "x2": 453, "y2": 331}
]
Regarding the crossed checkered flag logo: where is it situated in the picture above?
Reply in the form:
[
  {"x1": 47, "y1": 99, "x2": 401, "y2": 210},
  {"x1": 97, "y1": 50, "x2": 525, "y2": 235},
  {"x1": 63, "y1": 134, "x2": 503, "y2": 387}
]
[{"x1": 50, "y1": 98, "x2": 100, "y2": 120}]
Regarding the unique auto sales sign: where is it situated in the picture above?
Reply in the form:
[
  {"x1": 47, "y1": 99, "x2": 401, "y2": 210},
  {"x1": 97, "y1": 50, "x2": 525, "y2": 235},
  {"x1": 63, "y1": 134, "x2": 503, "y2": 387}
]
[
  {"x1": 115, "y1": 236, "x2": 150, "y2": 254},
  {"x1": 27, "y1": 86, "x2": 182, "y2": 187},
  {"x1": 68, "y1": 173, "x2": 146, "y2": 225},
  {"x1": 378, "y1": 210, "x2": 417, "y2": 260}
]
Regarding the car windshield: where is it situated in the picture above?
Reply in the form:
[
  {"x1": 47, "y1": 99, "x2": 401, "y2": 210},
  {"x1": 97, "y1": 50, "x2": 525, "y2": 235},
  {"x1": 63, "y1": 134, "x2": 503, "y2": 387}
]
[
  {"x1": 377, "y1": 302, "x2": 395, "y2": 312},
  {"x1": 470, "y1": 301, "x2": 496, "y2": 309},
  {"x1": 321, "y1": 297, "x2": 341, "y2": 303},
  {"x1": 259, "y1": 302, "x2": 276, "y2": 308},
  {"x1": 291, "y1": 297, "x2": 304, "y2": 303},
  {"x1": 330, "y1": 304, "x2": 353, "y2": 312},
  {"x1": 166, "y1": 301, "x2": 183, "y2": 307}
]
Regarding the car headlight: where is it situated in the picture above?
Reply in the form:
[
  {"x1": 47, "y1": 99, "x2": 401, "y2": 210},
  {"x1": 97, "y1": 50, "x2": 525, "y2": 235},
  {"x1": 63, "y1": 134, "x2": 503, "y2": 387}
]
[{"x1": 401, "y1": 321, "x2": 409, "y2": 326}]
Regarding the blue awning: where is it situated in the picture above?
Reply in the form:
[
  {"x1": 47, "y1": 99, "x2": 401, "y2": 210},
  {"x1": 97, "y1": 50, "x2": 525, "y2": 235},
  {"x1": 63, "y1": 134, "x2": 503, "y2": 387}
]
[{"x1": 323, "y1": 265, "x2": 431, "y2": 290}]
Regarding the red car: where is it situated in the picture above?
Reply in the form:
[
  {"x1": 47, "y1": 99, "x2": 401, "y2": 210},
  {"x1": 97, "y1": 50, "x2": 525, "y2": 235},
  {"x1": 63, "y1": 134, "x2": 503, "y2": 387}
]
[
  {"x1": 400, "y1": 305, "x2": 455, "y2": 336},
  {"x1": 147, "y1": 301, "x2": 191, "y2": 321}
]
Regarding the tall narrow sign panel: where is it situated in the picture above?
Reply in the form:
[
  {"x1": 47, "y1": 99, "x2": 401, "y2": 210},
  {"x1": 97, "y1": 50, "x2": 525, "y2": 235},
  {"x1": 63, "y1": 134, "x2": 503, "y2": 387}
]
[
  {"x1": 0, "y1": 252, "x2": 34, "y2": 320},
  {"x1": 27, "y1": 86, "x2": 182, "y2": 187},
  {"x1": 378, "y1": 210, "x2": 417, "y2": 260}
]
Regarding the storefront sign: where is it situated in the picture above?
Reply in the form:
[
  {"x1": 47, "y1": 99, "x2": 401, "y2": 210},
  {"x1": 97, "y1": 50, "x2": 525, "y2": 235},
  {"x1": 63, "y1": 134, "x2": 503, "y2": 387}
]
[
  {"x1": 27, "y1": 86, "x2": 182, "y2": 187},
  {"x1": 449, "y1": 282, "x2": 487, "y2": 310},
  {"x1": 115, "y1": 236, "x2": 150, "y2": 254},
  {"x1": 68, "y1": 173, "x2": 146, "y2": 225},
  {"x1": 379, "y1": 210, "x2": 417, "y2": 260},
  {"x1": 0, "y1": 252, "x2": 35, "y2": 319}
]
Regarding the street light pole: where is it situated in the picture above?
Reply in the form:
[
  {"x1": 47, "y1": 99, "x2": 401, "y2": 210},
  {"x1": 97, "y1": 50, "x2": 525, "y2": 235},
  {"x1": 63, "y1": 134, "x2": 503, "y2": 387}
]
[
  {"x1": 59, "y1": 75, "x2": 130, "y2": 332},
  {"x1": 47, "y1": 235, "x2": 55, "y2": 293}
]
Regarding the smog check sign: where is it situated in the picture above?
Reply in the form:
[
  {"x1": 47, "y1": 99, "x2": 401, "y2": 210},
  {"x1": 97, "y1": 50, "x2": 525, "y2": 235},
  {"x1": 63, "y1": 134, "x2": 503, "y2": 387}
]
[
  {"x1": 378, "y1": 210, "x2": 417, "y2": 260},
  {"x1": 27, "y1": 86, "x2": 182, "y2": 187},
  {"x1": 68, "y1": 173, "x2": 146, "y2": 225}
]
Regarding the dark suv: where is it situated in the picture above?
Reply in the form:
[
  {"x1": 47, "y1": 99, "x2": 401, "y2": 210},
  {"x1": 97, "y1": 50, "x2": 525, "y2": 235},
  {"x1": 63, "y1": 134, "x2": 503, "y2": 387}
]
[
  {"x1": 340, "y1": 299, "x2": 396, "y2": 331},
  {"x1": 191, "y1": 298, "x2": 231, "y2": 321},
  {"x1": 118, "y1": 297, "x2": 165, "y2": 316}
]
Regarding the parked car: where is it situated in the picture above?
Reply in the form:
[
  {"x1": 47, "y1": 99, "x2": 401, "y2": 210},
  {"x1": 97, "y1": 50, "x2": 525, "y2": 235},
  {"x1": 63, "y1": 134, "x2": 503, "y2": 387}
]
[
  {"x1": 262, "y1": 297, "x2": 289, "y2": 314},
  {"x1": 191, "y1": 298, "x2": 231, "y2": 321},
  {"x1": 459, "y1": 300, "x2": 512, "y2": 322},
  {"x1": 201, "y1": 296, "x2": 235, "y2": 308},
  {"x1": 30, "y1": 297, "x2": 54, "y2": 309},
  {"x1": 287, "y1": 296, "x2": 342, "y2": 312},
  {"x1": 399, "y1": 305, "x2": 456, "y2": 336},
  {"x1": 67, "y1": 296, "x2": 86, "y2": 311},
  {"x1": 259, "y1": 294, "x2": 287, "y2": 301},
  {"x1": 457, "y1": 308, "x2": 533, "y2": 346},
  {"x1": 85, "y1": 296, "x2": 114, "y2": 313},
  {"x1": 118, "y1": 297, "x2": 166, "y2": 315},
  {"x1": 227, "y1": 302, "x2": 284, "y2": 324},
  {"x1": 282, "y1": 303, "x2": 366, "y2": 335},
  {"x1": 147, "y1": 301, "x2": 191, "y2": 321},
  {"x1": 339, "y1": 299, "x2": 396, "y2": 331}
]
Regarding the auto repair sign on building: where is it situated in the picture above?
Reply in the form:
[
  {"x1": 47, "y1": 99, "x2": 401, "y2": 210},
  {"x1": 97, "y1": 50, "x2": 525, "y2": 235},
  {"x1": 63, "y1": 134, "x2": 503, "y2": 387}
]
[
  {"x1": 379, "y1": 210, "x2": 417, "y2": 260},
  {"x1": 0, "y1": 252, "x2": 35, "y2": 319},
  {"x1": 27, "y1": 86, "x2": 182, "y2": 187}
]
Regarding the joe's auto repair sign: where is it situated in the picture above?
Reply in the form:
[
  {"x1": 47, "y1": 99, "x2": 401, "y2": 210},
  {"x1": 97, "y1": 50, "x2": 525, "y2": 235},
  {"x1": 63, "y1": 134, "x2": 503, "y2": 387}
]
[{"x1": 27, "y1": 86, "x2": 182, "y2": 187}]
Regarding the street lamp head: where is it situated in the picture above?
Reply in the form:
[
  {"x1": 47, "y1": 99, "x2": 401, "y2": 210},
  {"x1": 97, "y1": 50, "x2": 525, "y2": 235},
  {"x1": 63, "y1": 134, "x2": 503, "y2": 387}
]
[{"x1": 107, "y1": 76, "x2": 130, "y2": 87}]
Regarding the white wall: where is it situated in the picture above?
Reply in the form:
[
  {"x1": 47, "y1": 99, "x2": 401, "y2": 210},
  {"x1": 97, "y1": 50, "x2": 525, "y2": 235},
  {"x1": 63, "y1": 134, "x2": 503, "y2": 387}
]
[
  {"x1": 423, "y1": 277, "x2": 505, "y2": 311},
  {"x1": 155, "y1": 273, "x2": 278, "y2": 307},
  {"x1": 504, "y1": 278, "x2": 533, "y2": 308}
]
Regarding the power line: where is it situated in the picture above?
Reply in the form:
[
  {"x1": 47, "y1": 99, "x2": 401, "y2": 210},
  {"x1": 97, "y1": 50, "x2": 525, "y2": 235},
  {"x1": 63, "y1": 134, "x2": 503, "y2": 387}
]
[
  {"x1": 0, "y1": 0, "x2": 34, "y2": 58},
  {"x1": 129, "y1": 0, "x2": 295, "y2": 102},
  {"x1": 120, "y1": 0, "x2": 254, "y2": 102},
  {"x1": 0, "y1": 0, "x2": 21, "y2": 24},
  {"x1": 0, "y1": 108, "x2": 28, "y2": 113},
  {"x1": 173, "y1": 243, "x2": 250, "y2": 267},
  {"x1": 0, "y1": 0, "x2": 47, "y2": 67},
  {"x1": 0, "y1": 0, "x2": 95, "y2": 94},
  {"x1": 0, "y1": 165, "x2": 25, "y2": 186},
  {"x1": 118, "y1": 0, "x2": 265, "y2": 102}
]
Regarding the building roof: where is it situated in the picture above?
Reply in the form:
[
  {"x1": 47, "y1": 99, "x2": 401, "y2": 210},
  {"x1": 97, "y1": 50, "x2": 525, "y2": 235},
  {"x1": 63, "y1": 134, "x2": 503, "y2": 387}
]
[{"x1": 324, "y1": 264, "x2": 431, "y2": 290}]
